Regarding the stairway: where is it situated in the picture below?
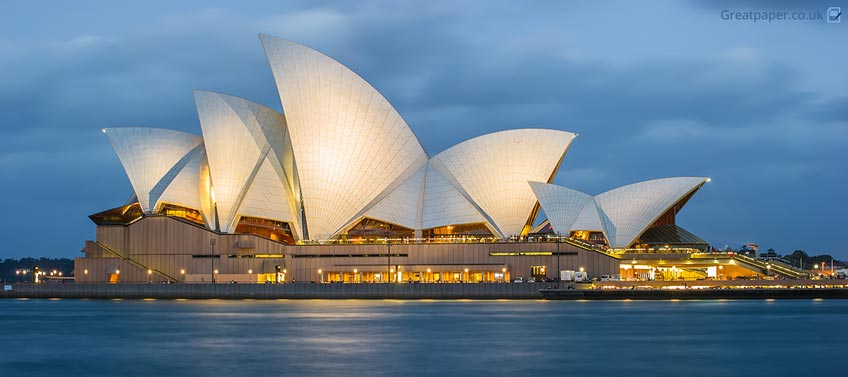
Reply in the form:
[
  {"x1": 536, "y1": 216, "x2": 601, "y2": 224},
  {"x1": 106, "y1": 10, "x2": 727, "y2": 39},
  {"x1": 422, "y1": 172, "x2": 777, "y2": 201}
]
[
  {"x1": 732, "y1": 254, "x2": 810, "y2": 279},
  {"x1": 96, "y1": 242, "x2": 179, "y2": 282}
]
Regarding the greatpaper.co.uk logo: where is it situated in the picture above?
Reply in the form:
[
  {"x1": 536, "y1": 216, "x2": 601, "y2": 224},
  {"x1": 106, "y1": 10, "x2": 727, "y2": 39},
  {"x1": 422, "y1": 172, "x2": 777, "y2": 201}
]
[
  {"x1": 827, "y1": 7, "x2": 842, "y2": 23},
  {"x1": 720, "y1": 7, "x2": 841, "y2": 23}
]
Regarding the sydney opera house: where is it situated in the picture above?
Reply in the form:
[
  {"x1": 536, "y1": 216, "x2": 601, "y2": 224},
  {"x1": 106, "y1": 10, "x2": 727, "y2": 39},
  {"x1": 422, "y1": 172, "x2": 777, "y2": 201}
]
[{"x1": 76, "y1": 35, "x2": 726, "y2": 284}]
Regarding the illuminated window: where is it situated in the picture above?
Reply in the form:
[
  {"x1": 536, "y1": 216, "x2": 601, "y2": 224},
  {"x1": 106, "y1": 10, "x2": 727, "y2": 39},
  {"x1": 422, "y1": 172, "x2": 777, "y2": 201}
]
[
  {"x1": 159, "y1": 203, "x2": 205, "y2": 225},
  {"x1": 531, "y1": 265, "x2": 547, "y2": 278},
  {"x1": 89, "y1": 202, "x2": 143, "y2": 226},
  {"x1": 345, "y1": 218, "x2": 414, "y2": 240},
  {"x1": 423, "y1": 223, "x2": 494, "y2": 239},
  {"x1": 234, "y1": 216, "x2": 295, "y2": 244}
]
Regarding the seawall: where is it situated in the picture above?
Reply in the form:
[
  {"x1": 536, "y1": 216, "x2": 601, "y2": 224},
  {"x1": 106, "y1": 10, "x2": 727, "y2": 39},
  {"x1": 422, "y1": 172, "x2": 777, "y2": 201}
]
[
  {"x1": 540, "y1": 288, "x2": 848, "y2": 300},
  {"x1": 5, "y1": 282, "x2": 848, "y2": 300},
  {"x1": 0, "y1": 283, "x2": 549, "y2": 300}
]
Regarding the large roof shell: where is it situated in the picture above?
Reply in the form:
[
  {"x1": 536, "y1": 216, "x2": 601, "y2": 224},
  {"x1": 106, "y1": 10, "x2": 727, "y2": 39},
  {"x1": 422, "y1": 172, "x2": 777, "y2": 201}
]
[
  {"x1": 193, "y1": 91, "x2": 298, "y2": 235},
  {"x1": 594, "y1": 177, "x2": 708, "y2": 248},
  {"x1": 430, "y1": 129, "x2": 575, "y2": 237},
  {"x1": 528, "y1": 182, "x2": 594, "y2": 236},
  {"x1": 260, "y1": 35, "x2": 428, "y2": 239},
  {"x1": 104, "y1": 127, "x2": 203, "y2": 214},
  {"x1": 532, "y1": 177, "x2": 708, "y2": 248}
]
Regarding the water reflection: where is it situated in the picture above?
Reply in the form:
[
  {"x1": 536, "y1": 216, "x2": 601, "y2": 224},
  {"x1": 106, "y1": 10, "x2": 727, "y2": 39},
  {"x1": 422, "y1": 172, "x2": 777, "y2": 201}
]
[{"x1": 0, "y1": 299, "x2": 845, "y2": 376}]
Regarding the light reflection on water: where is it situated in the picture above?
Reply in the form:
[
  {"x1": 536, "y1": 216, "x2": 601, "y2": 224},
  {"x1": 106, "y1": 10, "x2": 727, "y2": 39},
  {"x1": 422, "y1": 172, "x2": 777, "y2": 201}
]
[{"x1": 0, "y1": 299, "x2": 845, "y2": 376}]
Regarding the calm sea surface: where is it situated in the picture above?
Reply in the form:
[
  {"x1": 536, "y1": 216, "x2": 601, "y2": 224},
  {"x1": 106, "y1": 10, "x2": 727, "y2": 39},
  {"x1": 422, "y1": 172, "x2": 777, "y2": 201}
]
[{"x1": 0, "y1": 298, "x2": 843, "y2": 376}]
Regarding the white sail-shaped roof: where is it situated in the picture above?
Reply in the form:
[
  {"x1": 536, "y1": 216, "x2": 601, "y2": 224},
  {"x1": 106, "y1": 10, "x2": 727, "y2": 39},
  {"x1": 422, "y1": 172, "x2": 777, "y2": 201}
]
[
  {"x1": 105, "y1": 127, "x2": 203, "y2": 214},
  {"x1": 362, "y1": 165, "x2": 426, "y2": 230},
  {"x1": 360, "y1": 159, "x2": 503, "y2": 232},
  {"x1": 156, "y1": 144, "x2": 205, "y2": 212},
  {"x1": 194, "y1": 91, "x2": 297, "y2": 234},
  {"x1": 260, "y1": 34, "x2": 429, "y2": 239},
  {"x1": 594, "y1": 177, "x2": 708, "y2": 248},
  {"x1": 237, "y1": 157, "x2": 296, "y2": 227},
  {"x1": 430, "y1": 129, "x2": 575, "y2": 237},
  {"x1": 571, "y1": 200, "x2": 604, "y2": 231},
  {"x1": 528, "y1": 182, "x2": 594, "y2": 236},
  {"x1": 421, "y1": 163, "x2": 489, "y2": 230}
]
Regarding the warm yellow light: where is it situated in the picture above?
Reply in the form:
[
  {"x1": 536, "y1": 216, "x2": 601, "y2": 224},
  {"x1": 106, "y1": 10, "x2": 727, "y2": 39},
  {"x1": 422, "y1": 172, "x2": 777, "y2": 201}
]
[
  {"x1": 210, "y1": 186, "x2": 217, "y2": 203},
  {"x1": 579, "y1": 267, "x2": 584, "y2": 272},
  {"x1": 353, "y1": 269, "x2": 358, "y2": 274},
  {"x1": 283, "y1": 269, "x2": 287, "y2": 274},
  {"x1": 58, "y1": 272, "x2": 62, "y2": 276},
  {"x1": 180, "y1": 269, "x2": 185, "y2": 275},
  {"x1": 147, "y1": 269, "x2": 152, "y2": 275},
  {"x1": 84, "y1": 269, "x2": 89, "y2": 275},
  {"x1": 502, "y1": 268, "x2": 506, "y2": 272},
  {"x1": 318, "y1": 269, "x2": 322, "y2": 274},
  {"x1": 248, "y1": 269, "x2": 253, "y2": 274},
  {"x1": 116, "y1": 270, "x2": 120, "y2": 275},
  {"x1": 214, "y1": 269, "x2": 219, "y2": 274},
  {"x1": 464, "y1": 268, "x2": 469, "y2": 273}
]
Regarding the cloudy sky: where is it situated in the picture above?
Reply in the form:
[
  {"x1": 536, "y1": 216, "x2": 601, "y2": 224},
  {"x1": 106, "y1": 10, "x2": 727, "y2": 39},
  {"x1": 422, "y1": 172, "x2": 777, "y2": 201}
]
[{"x1": 0, "y1": 0, "x2": 845, "y2": 259}]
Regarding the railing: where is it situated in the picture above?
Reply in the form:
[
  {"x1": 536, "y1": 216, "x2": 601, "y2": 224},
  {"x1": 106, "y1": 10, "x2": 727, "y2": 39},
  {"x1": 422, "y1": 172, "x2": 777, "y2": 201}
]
[
  {"x1": 768, "y1": 259, "x2": 811, "y2": 276},
  {"x1": 96, "y1": 242, "x2": 178, "y2": 282},
  {"x1": 732, "y1": 254, "x2": 810, "y2": 279},
  {"x1": 612, "y1": 247, "x2": 705, "y2": 255},
  {"x1": 560, "y1": 238, "x2": 620, "y2": 259}
]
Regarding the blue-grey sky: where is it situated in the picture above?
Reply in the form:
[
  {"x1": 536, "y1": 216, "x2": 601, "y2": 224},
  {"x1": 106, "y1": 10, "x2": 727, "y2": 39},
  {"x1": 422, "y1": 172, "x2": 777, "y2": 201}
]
[{"x1": 0, "y1": 0, "x2": 845, "y2": 259}]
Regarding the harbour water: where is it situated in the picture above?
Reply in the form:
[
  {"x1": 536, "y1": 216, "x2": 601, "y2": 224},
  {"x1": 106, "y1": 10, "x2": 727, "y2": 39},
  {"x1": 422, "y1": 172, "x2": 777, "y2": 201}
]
[{"x1": 0, "y1": 299, "x2": 842, "y2": 376}]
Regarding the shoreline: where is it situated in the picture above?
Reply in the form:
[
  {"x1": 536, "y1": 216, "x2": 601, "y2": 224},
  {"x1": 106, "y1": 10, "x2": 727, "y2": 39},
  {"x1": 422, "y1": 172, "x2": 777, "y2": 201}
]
[
  {"x1": 540, "y1": 288, "x2": 848, "y2": 300},
  {"x1": 3, "y1": 281, "x2": 848, "y2": 300}
]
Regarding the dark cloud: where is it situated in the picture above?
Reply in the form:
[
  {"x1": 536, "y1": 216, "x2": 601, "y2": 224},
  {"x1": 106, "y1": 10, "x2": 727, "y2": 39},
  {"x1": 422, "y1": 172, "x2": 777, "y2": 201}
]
[{"x1": 0, "y1": 0, "x2": 844, "y2": 258}]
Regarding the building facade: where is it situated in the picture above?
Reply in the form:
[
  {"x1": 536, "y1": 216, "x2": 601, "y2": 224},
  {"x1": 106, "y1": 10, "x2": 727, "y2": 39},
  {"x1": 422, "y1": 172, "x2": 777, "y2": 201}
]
[{"x1": 77, "y1": 35, "x2": 724, "y2": 283}]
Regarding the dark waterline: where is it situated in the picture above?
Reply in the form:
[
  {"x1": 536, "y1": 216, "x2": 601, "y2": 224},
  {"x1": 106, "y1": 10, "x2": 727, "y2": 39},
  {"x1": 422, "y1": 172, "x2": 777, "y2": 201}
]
[{"x1": 0, "y1": 299, "x2": 842, "y2": 376}]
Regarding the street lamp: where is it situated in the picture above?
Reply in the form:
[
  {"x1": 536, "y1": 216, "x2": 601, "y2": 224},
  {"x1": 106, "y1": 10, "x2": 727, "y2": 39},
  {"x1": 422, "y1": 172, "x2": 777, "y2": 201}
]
[
  {"x1": 556, "y1": 232, "x2": 561, "y2": 288},
  {"x1": 386, "y1": 238, "x2": 392, "y2": 283},
  {"x1": 210, "y1": 239, "x2": 217, "y2": 283}
]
